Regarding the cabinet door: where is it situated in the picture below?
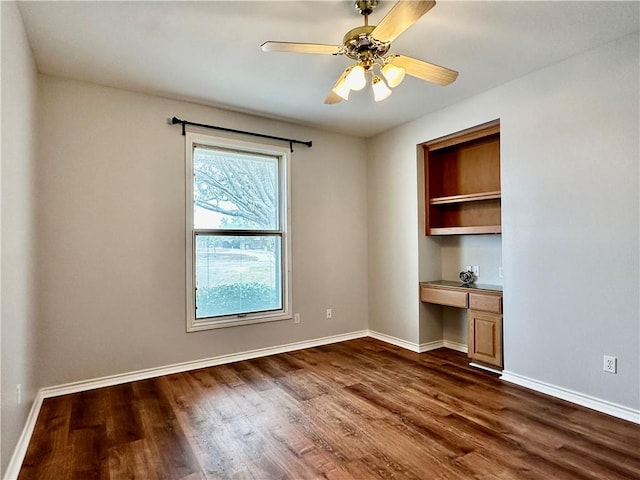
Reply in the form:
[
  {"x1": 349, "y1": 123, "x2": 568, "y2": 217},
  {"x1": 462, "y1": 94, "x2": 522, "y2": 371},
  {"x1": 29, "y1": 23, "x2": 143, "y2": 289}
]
[{"x1": 467, "y1": 309, "x2": 503, "y2": 368}]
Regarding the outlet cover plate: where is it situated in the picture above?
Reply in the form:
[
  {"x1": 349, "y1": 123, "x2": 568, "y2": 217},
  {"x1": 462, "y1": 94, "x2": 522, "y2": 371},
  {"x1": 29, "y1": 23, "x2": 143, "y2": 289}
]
[{"x1": 603, "y1": 355, "x2": 617, "y2": 374}]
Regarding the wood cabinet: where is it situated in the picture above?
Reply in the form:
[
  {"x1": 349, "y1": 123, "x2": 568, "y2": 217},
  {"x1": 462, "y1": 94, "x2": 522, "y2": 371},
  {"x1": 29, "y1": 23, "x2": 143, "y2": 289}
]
[
  {"x1": 423, "y1": 120, "x2": 501, "y2": 235},
  {"x1": 419, "y1": 281, "x2": 503, "y2": 369},
  {"x1": 467, "y1": 309, "x2": 503, "y2": 368}
]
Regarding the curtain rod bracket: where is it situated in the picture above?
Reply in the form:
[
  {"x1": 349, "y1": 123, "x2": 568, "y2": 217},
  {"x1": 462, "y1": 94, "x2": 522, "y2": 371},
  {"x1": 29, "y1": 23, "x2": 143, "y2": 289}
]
[
  {"x1": 171, "y1": 116, "x2": 312, "y2": 150},
  {"x1": 171, "y1": 117, "x2": 186, "y2": 135}
]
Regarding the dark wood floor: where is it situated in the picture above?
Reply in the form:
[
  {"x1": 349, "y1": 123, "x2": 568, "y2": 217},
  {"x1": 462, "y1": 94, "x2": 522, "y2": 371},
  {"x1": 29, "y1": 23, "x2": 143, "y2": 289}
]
[{"x1": 19, "y1": 338, "x2": 640, "y2": 479}]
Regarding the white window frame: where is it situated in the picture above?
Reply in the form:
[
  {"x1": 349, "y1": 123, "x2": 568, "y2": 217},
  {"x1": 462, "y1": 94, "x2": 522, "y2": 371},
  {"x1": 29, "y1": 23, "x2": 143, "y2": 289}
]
[{"x1": 185, "y1": 131, "x2": 291, "y2": 331}]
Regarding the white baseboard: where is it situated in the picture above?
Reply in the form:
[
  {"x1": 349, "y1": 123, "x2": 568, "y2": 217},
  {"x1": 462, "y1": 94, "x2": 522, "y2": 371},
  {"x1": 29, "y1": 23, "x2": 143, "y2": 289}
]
[
  {"x1": 4, "y1": 391, "x2": 45, "y2": 480},
  {"x1": 366, "y1": 330, "x2": 471, "y2": 354},
  {"x1": 443, "y1": 340, "x2": 468, "y2": 353},
  {"x1": 366, "y1": 330, "x2": 456, "y2": 353},
  {"x1": 469, "y1": 362, "x2": 502, "y2": 375},
  {"x1": 419, "y1": 340, "x2": 445, "y2": 352},
  {"x1": 41, "y1": 330, "x2": 370, "y2": 398},
  {"x1": 31, "y1": 331, "x2": 461, "y2": 402},
  {"x1": 501, "y1": 370, "x2": 640, "y2": 424},
  {"x1": 367, "y1": 330, "x2": 423, "y2": 352}
]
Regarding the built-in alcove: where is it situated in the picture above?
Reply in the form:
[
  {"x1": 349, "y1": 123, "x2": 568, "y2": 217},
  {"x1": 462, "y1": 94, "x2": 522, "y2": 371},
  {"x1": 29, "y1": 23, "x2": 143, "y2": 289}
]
[
  {"x1": 418, "y1": 120, "x2": 504, "y2": 369},
  {"x1": 434, "y1": 235, "x2": 503, "y2": 347}
]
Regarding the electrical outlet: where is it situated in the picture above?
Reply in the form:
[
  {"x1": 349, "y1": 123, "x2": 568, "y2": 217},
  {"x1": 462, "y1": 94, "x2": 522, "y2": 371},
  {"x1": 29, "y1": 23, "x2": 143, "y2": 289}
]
[
  {"x1": 603, "y1": 355, "x2": 617, "y2": 374},
  {"x1": 472, "y1": 266, "x2": 480, "y2": 277},
  {"x1": 498, "y1": 266, "x2": 504, "y2": 278},
  {"x1": 464, "y1": 265, "x2": 472, "y2": 272},
  {"x1": 326, "y1": 308, "x2": 332, "y2": 319},
  {"x1": 294, "y1": 313, "x2": 300, "y2": 324},
  {"x1": 16, "y1": 384, "x2": 22, "y2": 405}
]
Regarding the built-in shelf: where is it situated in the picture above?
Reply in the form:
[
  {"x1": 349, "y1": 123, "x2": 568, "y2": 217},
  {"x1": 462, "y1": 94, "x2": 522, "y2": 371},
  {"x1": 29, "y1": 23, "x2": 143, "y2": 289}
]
[
  {"x1": 428, "y1": 225, "x2": 502, "y2": 235},
  {"x1": 423, "y1": 120, "x2": 501, "y2": 235},
  {"x1": 429, "y1": 191, "x2": 501, "y2": 205}
]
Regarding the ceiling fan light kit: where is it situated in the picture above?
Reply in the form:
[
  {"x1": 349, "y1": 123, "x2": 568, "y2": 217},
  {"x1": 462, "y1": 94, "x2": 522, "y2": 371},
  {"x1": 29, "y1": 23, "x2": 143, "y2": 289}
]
[
  {"x1": 260, "y1": 0, "x2": 458, "y2": 104},
  {"x1": 344, "y1": 64, "x2": 367, "y2": 91},
  {"x1": 381, "y1": 60, "x2": 406, "y2": 88},
  {"x1": 372, "y1": 74, "x2": 392, "y2": 102},
  {"x1": 332, "y1": 57, "x2": 404, "y2": 102}
]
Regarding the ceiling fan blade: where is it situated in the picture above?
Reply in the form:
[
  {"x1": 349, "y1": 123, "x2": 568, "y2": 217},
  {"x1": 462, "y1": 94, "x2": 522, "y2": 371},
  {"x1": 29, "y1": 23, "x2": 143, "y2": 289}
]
[
  {"x1": 324, "y1": 91, "x2": 343, "y2": 104},
  {"x1": 371, "y1": 0, "x2": 436, "y2": 43},
  {"x1": 261, "y1": 41, "x2": 342, "y2": 55},
  {"x1": 325, "y1": 67, "x2": 351, "y2": 104},
  {"x1": 392, "y1": 55, "x2": 458, "y2": 86}
]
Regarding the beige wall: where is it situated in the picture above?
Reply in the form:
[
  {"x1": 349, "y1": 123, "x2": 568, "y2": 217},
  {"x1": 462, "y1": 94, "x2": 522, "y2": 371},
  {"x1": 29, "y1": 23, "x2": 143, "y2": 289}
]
[
  {"x1": 367, "y1": 141, "x2": 424, "y2": 344},
  {"x1": 1, "y1": 1, "x2": 39, "y2": 474},
  {"x1": 35, "y1": 75, "x2": 369, "y2": 388},
  {"x1": 367, "y1": 32, "x2": 639, "y2": 410}
]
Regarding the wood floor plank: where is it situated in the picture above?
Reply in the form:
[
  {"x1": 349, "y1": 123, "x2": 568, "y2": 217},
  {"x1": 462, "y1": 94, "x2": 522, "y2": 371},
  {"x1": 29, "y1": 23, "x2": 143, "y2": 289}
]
[
  {"x1": 134, "y1": 378, "x2": 201, "y2": 479},
  {"x1": 105, "y1": 383, "x2": 144, "y2": 448},
  {"x1": 19, "y1": 395, "x2": 73, "y2": 478},
  {"x1": 69, "y1": 425, "x2": 110, "y2": 479},
  {"x1": 106, "y1": 439, "x2": 159, "y2": 480},
  {"x1": 19, "y1": 339, "x2": 640, "y2": 479}
]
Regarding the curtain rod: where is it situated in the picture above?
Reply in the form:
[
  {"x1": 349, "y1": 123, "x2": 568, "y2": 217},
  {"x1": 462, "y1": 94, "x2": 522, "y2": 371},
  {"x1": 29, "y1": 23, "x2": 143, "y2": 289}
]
[{"x1": 171, "y1": 117, "x2": 312, "y2": 152}]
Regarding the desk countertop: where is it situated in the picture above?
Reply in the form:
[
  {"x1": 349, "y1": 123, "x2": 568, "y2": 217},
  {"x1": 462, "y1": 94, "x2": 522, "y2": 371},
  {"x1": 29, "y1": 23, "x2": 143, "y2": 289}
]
[{"x1": 420, "y1": 280, "x2": 503, "y2": 293}]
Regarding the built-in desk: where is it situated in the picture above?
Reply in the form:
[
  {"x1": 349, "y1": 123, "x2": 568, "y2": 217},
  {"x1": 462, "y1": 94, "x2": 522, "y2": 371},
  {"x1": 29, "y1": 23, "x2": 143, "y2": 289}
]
[{"x1": 419, "y1": 281, "x2": 503, "y2": 369}]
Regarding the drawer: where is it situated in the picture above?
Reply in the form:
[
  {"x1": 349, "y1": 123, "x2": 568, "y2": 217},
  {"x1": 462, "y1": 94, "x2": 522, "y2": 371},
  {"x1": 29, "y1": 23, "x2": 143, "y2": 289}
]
[
  {"x1": 469, "y1": 293, "x2": 502, "y2": 313},
  {"x1": 420, "y1": 286, "x2": 468, "y2": 308}
]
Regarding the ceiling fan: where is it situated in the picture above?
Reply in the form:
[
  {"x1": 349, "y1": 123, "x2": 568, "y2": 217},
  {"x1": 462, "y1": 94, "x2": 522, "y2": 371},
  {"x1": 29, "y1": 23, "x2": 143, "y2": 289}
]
[{"x1": 261, "y1": 0, "x2": 458, "y2": 104}]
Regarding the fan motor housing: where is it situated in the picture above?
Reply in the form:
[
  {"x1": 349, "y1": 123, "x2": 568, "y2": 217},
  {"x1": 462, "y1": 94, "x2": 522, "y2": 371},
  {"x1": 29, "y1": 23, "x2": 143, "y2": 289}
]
[{"x1": 342, "y1": 26, "x2": 390, "y2": 61}]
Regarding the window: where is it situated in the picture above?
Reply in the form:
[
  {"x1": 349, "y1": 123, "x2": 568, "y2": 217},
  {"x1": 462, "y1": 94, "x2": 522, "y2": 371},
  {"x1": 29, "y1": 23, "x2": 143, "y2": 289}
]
[{"x1": 185, "y1": 132, "x2": 291, "y2": 331}]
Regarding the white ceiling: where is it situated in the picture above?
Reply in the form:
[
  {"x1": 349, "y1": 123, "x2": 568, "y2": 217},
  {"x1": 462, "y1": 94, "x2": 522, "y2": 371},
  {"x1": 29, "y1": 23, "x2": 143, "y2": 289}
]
[{"x1": 17, "y1": 1, "x2": 640, "y2": 137}]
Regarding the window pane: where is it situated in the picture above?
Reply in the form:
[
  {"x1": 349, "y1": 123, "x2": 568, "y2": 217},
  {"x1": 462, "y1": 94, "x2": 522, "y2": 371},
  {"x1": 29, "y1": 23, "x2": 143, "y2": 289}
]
[
  {"x1": 193, "y1": 147, "x2": 279, "y2": 230},
  {"x1": 195, "y1": 234, "x2": 282, "y2": 319}
]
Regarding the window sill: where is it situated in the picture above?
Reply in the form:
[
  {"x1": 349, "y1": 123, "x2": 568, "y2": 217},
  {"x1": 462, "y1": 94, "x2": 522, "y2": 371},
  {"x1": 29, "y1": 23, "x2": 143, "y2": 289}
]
[{"x1": 187, "y1": 312, "x2": 291, "y2": 332}]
